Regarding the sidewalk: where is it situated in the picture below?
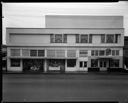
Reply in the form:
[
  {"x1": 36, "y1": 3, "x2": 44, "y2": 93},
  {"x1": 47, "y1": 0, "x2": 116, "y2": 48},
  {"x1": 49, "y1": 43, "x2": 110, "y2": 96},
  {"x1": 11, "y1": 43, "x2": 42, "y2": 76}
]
[{"x1": 2, "y1": 71, "x2": 128, "y2": 75}]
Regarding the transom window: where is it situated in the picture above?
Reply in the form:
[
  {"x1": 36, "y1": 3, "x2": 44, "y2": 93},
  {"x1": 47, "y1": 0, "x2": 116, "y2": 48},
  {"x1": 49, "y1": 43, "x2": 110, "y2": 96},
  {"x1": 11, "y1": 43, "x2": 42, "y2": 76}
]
[
  {"x1": 79, "y1": 50, "x2": 88, "y2": 57},
  {"x1": 11, "y1": 49, "x2": 20, "y2": 56},
  {"x1": 30, "y1": 50, "x2": 37, "y2": 56}
]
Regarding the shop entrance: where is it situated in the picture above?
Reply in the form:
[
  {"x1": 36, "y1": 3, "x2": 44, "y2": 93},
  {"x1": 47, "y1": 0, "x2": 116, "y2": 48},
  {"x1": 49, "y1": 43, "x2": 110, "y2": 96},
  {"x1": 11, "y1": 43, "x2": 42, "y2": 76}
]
[
  {"x1": 79, "y1": 61, "x2": 88, "y2": 71},
  {"x1": 23, "y1": 59, "x2": 44, "y2": 72},
  {"x1": 99, "y1": 59, "x2": 109, "y2": 71}
]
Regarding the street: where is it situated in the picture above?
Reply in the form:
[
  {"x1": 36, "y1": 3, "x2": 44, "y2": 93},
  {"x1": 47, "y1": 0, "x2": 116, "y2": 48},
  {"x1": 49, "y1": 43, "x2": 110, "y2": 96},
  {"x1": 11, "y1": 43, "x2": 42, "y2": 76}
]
[{"x1": 2, "y1": 73, "x2": 128, "y2": 102}]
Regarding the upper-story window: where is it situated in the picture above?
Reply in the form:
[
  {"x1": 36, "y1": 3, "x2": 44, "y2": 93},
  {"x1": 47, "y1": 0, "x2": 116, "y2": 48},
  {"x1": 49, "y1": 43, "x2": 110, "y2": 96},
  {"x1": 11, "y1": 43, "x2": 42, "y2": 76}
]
[
  {"x1": 76, "y1": 34, "x2": 92, "y2": 43},
  {"x1": 106, "y1": 34, "x2": 114, "y2": 43},
  {"x1": 101, "y1": 34, "x2": 120, "y2": 43},
  {"x1": 50, "y1": 34, "x2": 67, "y2": 43},
  {"x1": 101, "y1": 34, "x2": 105, "y2": 43},
  {"x1": 81, "y1": 35, "x2": 88, "y2": 43}
]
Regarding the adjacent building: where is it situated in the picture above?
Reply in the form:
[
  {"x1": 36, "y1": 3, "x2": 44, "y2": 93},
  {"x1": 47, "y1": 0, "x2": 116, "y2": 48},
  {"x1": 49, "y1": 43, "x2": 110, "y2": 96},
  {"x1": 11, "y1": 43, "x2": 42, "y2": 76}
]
[
  {"x1": 124, "y1": 36, "x2": 128, "y2": 69},
  {"x1": 6, "y1": 15, "x2": 124, "y2": 72}
]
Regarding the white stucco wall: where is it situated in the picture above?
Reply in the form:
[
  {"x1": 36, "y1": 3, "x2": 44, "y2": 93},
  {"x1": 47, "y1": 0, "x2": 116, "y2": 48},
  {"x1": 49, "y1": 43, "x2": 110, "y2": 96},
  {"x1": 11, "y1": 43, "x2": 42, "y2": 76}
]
[{"x1": 45, "y1": 15, "x2": 123, "y2": 28}]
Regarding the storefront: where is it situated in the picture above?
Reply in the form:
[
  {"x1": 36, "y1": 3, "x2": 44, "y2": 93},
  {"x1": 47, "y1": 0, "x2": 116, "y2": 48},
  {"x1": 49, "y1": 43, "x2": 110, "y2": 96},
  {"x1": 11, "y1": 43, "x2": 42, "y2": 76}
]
[
  {"x1": 23, "y1": 59, "x2": 44, "y2": 72},
  {"x1": 47, "y1": 59, "x2": 65, "y2": 72}
]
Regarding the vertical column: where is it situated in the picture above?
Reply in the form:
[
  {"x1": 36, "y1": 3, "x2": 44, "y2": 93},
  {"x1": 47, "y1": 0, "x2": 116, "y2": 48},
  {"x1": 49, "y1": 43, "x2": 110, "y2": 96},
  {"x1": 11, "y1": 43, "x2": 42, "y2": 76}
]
[
  {"x1": 7, "y1": 58, "x2": 10, "y2": 72},
  {"x1": 65, "y1": 59, "x2": 67, "y2": 72},
  {"x1": 20, "y1": 59, "x2": 23, "y2": 72},
  {"x1": 44, "y1": 59, "x2": 47, "y2": 73}
]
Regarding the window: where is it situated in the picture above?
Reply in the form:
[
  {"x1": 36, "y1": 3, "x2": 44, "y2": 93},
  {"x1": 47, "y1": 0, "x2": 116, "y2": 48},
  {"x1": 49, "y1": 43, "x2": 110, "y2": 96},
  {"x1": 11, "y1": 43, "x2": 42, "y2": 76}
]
[
  {"x1": 106, "y1": 34, "x2": 114, "y2": 43},
  {"x1": 56, "y1": 50, "x2": 65, "y2": 57},
  {"x1": 112, "y1": 50, "x2": 115, "y2": 56},
  {"x1": 67, "y1": 50, "x2": 76, "y2": 57},
  {"x1": 106, "y1": 48, "x2": 111, "y2": 56},
  {"x1": 11, "y1": 49, "x2": 20, "y2": 56},
  {"x1": 30, "y1": 50, "x2": 37, "y2": 56},
  {"x1": 55, "y1": 34, "x2": 62, "y2": 43},
  {"x1": 50, "y1": 34, "x2": 54, "y2": 43},
  {"x1": 91, "y1": 50, "x2": 98, "y2": 56},
  {"x1": 110, "y1": 59, "x2": 119, "y2": 67},
  {"x1": 91, "y1": 59, "x2": 98, "y2": 67},
  {"x1": 115, "y1": 34, "x2": 119, "y2": 43},
  {"x1": 95, "y1": 50, "x2": 98, "y2": 56},
  {"x1": 99, "y1": 50, "x2": 105, "y2": 56},
  {"x1": 101, "y1": 34, "x2": 105, "y2": 43},
  {"x1": 89, "y1": 34, "x2": 92, "y2": 43},
  {"x1": 11, "y1": 59, "x2": 20, "y2": 67},
  {"x1": 76, "y1": 34, "x2": 79, "y2": 43},
  {"x1": 67, "y1": 59, "x2": 76, "y2": 67},
  {"x1": 63, "y1": 34, "x2": 67, "y2": 43},
  {"x1": 50, "y1": 34, "x2": 67, "y2": 43},
  {"x1": 91, "y1": 50, "x2": 95, "y2": 56},
  {"x1": 79, "y1": 61, "x2": 83, "y2": 67},
  {"x1": 79, "y1": 50, "x2": 88, "y2": 57},
  {"x1": 22, "y1": 49, "x2": 29, "y2": 56},
  {"x1": 76, "y1": 34, "x2": 89, "y2": 43},
  {"x1": 38, "y1": 50, "x2": 44, "y2": 57},
  {"x1": 81, "y1": 34, "x2": 88, "y2": 43},
  {"x1": 116, "y1": 50, "x2": 119, "y2": 56},
  {"x1": 47, "y1": 50, "x2": 56, "y2": 57}
]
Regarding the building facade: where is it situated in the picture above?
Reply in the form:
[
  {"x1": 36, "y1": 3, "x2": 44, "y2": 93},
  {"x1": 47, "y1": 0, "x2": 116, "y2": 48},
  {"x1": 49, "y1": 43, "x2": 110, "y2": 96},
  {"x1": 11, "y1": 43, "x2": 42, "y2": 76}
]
[
  {"x1": 124, "y1": 36, "x2": 128, "y2": 69},
  {"x1": 6, "y1": 15, "x2": 124, "y2": 72}
]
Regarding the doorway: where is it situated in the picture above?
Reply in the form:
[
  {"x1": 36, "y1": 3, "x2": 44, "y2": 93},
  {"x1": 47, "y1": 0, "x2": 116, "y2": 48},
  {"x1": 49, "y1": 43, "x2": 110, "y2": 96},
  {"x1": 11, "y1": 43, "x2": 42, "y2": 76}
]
[
  {"x1": 100, "y1": 60, "x2": 108, "y2": 71},
  {"x1": 79, "y1": 61, "x2": 88, "y2": 71}
]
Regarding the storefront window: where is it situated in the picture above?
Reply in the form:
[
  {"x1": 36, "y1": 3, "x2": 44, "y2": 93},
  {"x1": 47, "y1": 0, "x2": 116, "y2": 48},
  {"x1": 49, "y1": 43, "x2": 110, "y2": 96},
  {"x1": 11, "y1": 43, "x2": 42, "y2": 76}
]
[
  {"x1": 67, "y1": 59, "x2": 76, "y2": 67},
  {"x1": 110, "y1": 59, "x2": 119, "y2": 67},
  {"x1": 11, "y1": 59, "x2": 20, "y2": 67},
  {"x1": 91, "y1": 59, "x2": 98, "y2": 67}
]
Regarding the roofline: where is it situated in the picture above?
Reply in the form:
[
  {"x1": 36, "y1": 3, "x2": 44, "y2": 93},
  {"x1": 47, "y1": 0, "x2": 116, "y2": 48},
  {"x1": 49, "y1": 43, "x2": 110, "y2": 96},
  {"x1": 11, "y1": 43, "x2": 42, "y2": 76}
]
[
  {"x1": 6, "y1": 27, "x2": 124, "y2": 29},
  {"x1": 45, "y1": 15, "x2": 124, "y2": 17}
]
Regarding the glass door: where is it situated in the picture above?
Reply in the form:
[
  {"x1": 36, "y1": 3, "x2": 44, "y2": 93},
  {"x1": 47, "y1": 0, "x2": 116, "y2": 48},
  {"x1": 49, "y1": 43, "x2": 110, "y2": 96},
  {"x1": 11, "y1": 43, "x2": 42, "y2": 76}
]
[{"x1": 79, "y1": 61, "x2": 87, "y2": 71}]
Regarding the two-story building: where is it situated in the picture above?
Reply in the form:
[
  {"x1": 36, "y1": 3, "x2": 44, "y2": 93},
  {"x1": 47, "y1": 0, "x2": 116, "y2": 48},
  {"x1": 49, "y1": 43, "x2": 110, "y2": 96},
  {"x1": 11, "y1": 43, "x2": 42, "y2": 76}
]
[{"x1": 6, "y1": 15, "x2": 124, "y2": 73}]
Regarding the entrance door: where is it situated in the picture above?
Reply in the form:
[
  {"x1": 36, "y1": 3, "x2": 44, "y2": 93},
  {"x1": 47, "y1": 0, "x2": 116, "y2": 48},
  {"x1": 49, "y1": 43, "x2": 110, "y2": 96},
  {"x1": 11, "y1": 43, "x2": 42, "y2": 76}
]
[
  {"x1": 100, "y1": 60, "x2": 108, "y2": 71},
  {"x1": 79, "y1": 61, "x2": 87, "y2": 71}
]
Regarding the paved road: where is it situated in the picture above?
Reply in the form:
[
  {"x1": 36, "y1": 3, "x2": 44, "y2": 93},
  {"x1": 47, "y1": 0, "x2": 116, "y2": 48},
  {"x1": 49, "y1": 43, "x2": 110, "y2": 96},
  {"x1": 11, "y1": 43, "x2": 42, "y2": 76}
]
[{"x1": 2, "y1": 73, "x2": 128, "y2": 102}]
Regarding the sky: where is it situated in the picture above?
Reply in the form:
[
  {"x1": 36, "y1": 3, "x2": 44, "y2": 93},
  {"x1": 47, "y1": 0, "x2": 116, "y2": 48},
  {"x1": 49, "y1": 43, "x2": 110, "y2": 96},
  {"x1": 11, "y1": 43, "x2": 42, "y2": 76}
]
[{"x1": 2, "y1": 2, "x2": 128, "y2": 44}]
